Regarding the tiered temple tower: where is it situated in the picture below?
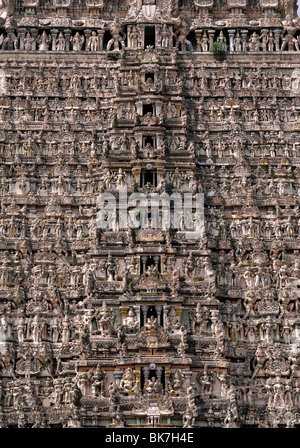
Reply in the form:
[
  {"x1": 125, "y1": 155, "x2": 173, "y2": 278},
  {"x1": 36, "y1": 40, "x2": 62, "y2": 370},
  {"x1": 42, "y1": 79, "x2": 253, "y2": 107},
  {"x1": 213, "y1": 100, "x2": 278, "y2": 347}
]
[{"x1": 0, "y1": 0, "x2": 299, "y2": 428}]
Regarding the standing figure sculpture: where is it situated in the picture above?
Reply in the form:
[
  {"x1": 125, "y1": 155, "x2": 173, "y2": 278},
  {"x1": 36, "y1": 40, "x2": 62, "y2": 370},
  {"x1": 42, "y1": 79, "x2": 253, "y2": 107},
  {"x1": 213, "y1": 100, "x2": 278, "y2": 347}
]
[
  {"x1": 175, "y1": 21, "x2": 193, "y2": 52},
  {"x1": 107, "y1": 18, "x2": 126, "y2": 51}
]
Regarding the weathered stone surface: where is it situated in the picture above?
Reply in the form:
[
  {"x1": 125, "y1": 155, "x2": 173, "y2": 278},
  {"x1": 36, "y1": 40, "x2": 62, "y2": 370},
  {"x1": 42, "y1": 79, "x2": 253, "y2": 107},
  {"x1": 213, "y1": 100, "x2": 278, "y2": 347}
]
[{"x1": 0, "y1": 0, "x2": 299, "y2": 428}]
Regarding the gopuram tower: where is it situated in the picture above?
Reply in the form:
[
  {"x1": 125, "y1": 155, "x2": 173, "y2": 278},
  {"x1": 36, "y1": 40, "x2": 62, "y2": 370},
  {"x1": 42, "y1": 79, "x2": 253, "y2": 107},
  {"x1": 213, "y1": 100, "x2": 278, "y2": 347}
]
[{"x1": 0, "y1": 0, "x2": 299, "y2": 428}]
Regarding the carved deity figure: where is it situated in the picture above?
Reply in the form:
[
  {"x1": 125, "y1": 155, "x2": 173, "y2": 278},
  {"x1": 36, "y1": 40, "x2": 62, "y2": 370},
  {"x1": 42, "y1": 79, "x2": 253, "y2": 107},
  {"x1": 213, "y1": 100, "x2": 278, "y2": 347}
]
[
  {"x1": 107, "y1": 18, "x2": 125, "y2": 51},
  {"x1": 123, "y1": 308, "x2": 139, "y2": 331},
  {"x1": 96, "y1": 301, "x2": 114, "y2": 336},
  {"x1": 175, "y1": 21, "x2": 193, "y2": 52},
  {"x1": 247, "y1": 32, "x2": 262, "y2": 51},
  {"x1": 71, "y1": 32, "x2": 85, "y2": 51},
  {"x1": 0, "y1": 0, "x2": 10, "y2": 18},
  {"x1": 190, "y1": 303, "x2": 209, "y2": 335},
  {"x1": 87, "y1": 31, "x2": 99, "y2": 52},
  {"x1": 128, "y1": 25, "x2": 142, "y2": 49},
  {"x1": 144, "y1": 376, "x2": 161, "y2": 394},
  {"x1": 119, "y1": 368, "x2": 137, "y2": 393},
  {"x1": 38, "y1": 31, "x2": 51, "y2": 51},
  {"x1": 159, "y1": 23, "x2": 173, "y2": 48}
]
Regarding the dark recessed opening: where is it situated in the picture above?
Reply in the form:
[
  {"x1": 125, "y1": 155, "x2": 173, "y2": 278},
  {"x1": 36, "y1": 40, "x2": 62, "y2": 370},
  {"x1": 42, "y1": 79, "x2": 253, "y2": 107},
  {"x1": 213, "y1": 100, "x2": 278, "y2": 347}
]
[
  {"x1": 145, "y1": 72, "x2": 155, "y2": 82},
  {"x1": 143, "y1": 104, "x2": 154, "y2": 116},
  {"x1": 147, "y1": 305, "x2": 158, "y2": 321},
  {"x1": 140, "y1": 170, "x2": 157, "y2": 187},
  {"x1": 145, "y1": 26, "x2": 156, "y2": 48},
  {"x1": 144, "y1": 305, "x2": 164, "y2": 327},
  {"x1": 143, "y1": 136, "x2": 156, "y2": 148},
  {"x1": 140, "y1": 255, "x2": 161, "y2": 274},
  {"x1": 187, "y1": 31, "x2": 197, "y2": 50},
  {"x1": 103, "y1": 30, "x2": 113, "y2": 50},
  {"x1": 146, "y1": 256, "x2": 160, "y2": 271},
  {"x1": 141, "y1": 367, "x2": 164, "y2": 390}
]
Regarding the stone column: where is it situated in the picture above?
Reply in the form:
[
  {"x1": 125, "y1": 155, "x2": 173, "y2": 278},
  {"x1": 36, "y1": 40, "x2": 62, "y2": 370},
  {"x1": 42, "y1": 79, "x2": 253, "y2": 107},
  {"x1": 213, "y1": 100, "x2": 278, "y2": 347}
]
[
  {"x1": 228, "y1": 29, "x2": 235, "y2": 52},
  {"x1": 207, "y1": 29, "x2": 215, "y2": 51},
  {"x1": 134, "y1": 367, "x2": 141, "y2": 389},
  {"x1": 195, "y1": 30, "x2": 202, "y2": 51},
  {"x1": 141, "y1": 256, "x2": 148, "y2": 274},
  {"x1": 183, "y1": 371, "x2": 192, "y2": 386},
  {"x1": 97, "y1": 30, "x2": 105, "y2": 51},
  {"x1": 127, "y1": 25, "x2": 132, "y2": 48},
  {"x1": 133, "y1": 305, "x2": 141, "y2": 326},
  {"x1": 274, "y1": 29, "x2": 281, "y2": 52},
  {"x1": 150, "y1": 198, "x2": 159, "y2": 228},
  {"x1": 136, "y1": 101, "x2": 143, "y2": 116},
  {"x1": 120, "y1": 306, "x2": 129, "y2": 325},
  {"x1": 141, "y1": 304, "x2": 148, "y2": 325},
  {"x1": 140, "y1": 25, "x2": 145, "y2": 49},
  {"x1": 113, "y1": 371, "x2": 123, "y2": 385},
  {"x1": 51, "y1": 29, "x2": 58, "y2": 52},
  {"x1": 142, "y1": 366, "x2": 150, "y2": 383},
  {"x1": 155, "y1": 305, "x2": 162, "y2": 325},
  {"x1": 153, "y1": 256, "x2": 160, "y2": 269},
  {"x1": 155, "y1": 100, "x2": 163, "y2": 116},
  {"x1": 240, "y1": 30, "x2": 248, "y2": 52},
  {"x1": 64, "y1": 29, "x2": 71, "y2": 52},
  {"x1": 33, "y1": 380, "x2": 40, "y2": 397},
  {"x1": 175, "y1": 103, "x2": 181, "y2": 117},
  {"x1": 157, "y1": 167, "x2": 165, "y2": 185},
  {"x1": 136, "y1": 25, "x2": 143, "y2": 49},
  {"x1": 175, "y1": 306, "x2": 184, "y2": 322},
  {"x1": 84, "y1": 30, "x2": 92, "y2": 51},
  {"x1": 156, "y1": 24, "x2": 162, "y2": 49},
  {"x1": 261, "y1": 29, "x2": 268, "y2": 52},
  {"x1": 18, "y1": 28, "x2": 26, "y2": 51},
  {"x1": 164, "y1": 366, "x2": 172, "y2": 387},
  {"x1": 156, "y1": 367, "x2": 163, "y2": 384},
  {"x1": 31, "y1": 28, "x2": 38, "y2": 51},
  {"x1": 163, "y1": 305, "x2": 169, "y2": 327},
  {"x1": 132, "y1": 166, "x2": 141, "y2": 184},
  {"x1": 240, "y1": 325, "x2": 244, "y2": 340}
]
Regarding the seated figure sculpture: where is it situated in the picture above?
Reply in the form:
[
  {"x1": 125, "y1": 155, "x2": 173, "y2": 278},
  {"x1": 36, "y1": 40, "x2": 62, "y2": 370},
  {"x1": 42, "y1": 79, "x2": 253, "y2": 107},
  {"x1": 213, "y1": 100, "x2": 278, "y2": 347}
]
[
  {"x1": 123, "y1": 308, "x2": 139, "y2": 332},
  {"x1": 119, "y1": 368, "x2": 137, "y2": 393}
]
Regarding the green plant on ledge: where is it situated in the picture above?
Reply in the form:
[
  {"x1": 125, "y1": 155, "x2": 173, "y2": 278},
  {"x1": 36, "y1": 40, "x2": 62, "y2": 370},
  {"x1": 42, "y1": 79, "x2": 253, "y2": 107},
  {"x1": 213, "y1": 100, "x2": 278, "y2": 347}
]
[
  {"x1": 211, "y1": 41, "x2": 227, "y2": 61},
  {"x1": 188, "y1": 52, "x2": 196, "y2": 60},
  {"x1": 107, "y1": 51, "x2": 121, "y2": 61}
]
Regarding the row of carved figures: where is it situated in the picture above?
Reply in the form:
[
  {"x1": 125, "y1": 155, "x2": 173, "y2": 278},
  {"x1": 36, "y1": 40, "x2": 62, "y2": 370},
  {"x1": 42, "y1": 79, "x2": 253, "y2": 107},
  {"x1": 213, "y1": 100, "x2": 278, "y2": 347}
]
[
  {"x1": 4, "y1": 66, "x2": 300, "y2": 92},
  {"x1": 2, "y1": 100, "x2": 300, "y2": 126},
  {"x1": 0, "y1": 300, "x2": 298, "y2": 345},
  {"x1": 1, "y1": 139, "x2": 300, "y2": 162},
  {"x1": 1, "y1": 106, "x2": 300, "y2": 128},
  {"x1": 2, "y1": 27, "x2": 300, "y2": 52},
  {"x1": 0, "y1": 212, "x2": 299, "y2": 238},
  {"x1": 1, "y1": 166, "x2": 300, "y2": 189}
]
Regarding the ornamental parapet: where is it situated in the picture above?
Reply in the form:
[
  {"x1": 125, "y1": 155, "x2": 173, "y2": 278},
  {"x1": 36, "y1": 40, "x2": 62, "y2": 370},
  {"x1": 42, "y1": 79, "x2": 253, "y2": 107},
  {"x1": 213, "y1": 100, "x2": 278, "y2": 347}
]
[{"x1": 0, "y1": 25, "x2": 299, "y2": 53}]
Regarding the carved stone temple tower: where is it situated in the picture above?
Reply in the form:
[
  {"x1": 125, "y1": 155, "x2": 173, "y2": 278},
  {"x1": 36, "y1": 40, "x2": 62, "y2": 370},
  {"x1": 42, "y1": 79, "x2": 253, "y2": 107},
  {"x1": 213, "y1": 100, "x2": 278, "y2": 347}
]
[{"x1": 0, "y1": 0, "x2": 300, "y2": 428}]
